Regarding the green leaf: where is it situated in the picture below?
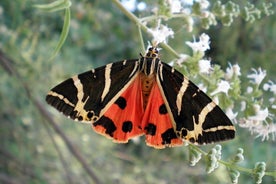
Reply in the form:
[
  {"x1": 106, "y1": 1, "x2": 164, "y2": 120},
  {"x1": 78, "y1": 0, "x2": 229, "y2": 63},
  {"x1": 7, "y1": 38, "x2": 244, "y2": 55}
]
[
  {"x1": 33, "y1": 0, "x2": 72, "y2": 12},
  {"x1": 49, "y1": 8, "x2": 71, "y2": 60}
]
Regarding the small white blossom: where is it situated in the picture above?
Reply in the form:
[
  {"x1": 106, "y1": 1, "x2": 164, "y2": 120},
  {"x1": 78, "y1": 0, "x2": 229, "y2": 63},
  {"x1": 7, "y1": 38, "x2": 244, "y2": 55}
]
[
  {"x1": 255, "y1": 124, "x2": 276, "y2": 141},
  {"x1": 269, "y1": 97, "x2": 276, "y2": 110},
  {"x1": 198, "y1": 59, "x2": 212, "y2": 74},
  {"x1": 137, "y1": 2, "x2": 146, "y2": 11},
  {"x1": 233, "y1": 64, "x2": 241, "y2": 75},
  {"x1": 195, "y1": 0, "x2": 210, "y2": 9},
  {"x1": 248, "y1": 105, "x2": 269, "y2": 122},
  {"x1": 239, "y1": 118, "x2": 276, "y2": 141},
  {"x1": 168, "y1": 61, "x2": 174, "y2": 66},
  {"x1": 201, "y1": 11, "x2": 210, "y2": 18},
  {"x1": 121, "y1": 0, "x2": 136, "y2": 12},
  {"x1": 269, "y1": 97, "x2": 275, "y2": 103},
  {"x1": 131, "y1": 137, "x2": 141, "y2": 144},
  {"x1": 225, "y1": 63, "x2": 241, "y2": 79},
  {"x1": 226, "y1": 108, "x2": 238, "y2": 121},
  {"x1": 121, "y1": 0, "x2": 146, "y2": 12},
  {"x1": 247, "y1": 68, "x2": 266, "y2": 85},
  {"x1": 238, "y1": 104, "x2": 275, "y2": 141},
  {"x1": 240, "y1": 101, "x2": 246, "y2": 111},
  {"x1": 169, "y1": 0, "x2": 182, "y2": 13},
  {"x1": 246, "y1": 86, "x2": 253, "y2": 93},
  {"x1": 197, "y1": 83, "x2": 207, "y2": 93},
  {"x1": 176, "y1": 54, "x2": 189, "y2": 65},
  {"x1": 263, "y1": 81, "x2": 276, "y2": 95},
  {"x1": 186, "y1": 33, "x2": 210, "y2": 53},
  {"x1": 210, "y1": 80, "x2": 231, "y2": 96},
  {"x1": 148, "y1": 24, "x2": 174, "y2": 44},
  {"x1": 186, "y1": 16, "x2": 194, "y2": 32}
]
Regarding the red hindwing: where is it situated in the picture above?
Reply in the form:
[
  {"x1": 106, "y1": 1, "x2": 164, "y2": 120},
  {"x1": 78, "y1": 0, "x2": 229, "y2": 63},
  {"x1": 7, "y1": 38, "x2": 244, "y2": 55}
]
[{"x1": 93, "y1": 74, "x2": 183, "y2": 148}]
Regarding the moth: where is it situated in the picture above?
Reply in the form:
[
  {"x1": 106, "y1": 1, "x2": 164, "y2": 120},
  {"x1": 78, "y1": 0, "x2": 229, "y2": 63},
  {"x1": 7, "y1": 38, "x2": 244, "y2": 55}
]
[{"x1": 46, "y1": 47, "x2": 235, "y2": 149}]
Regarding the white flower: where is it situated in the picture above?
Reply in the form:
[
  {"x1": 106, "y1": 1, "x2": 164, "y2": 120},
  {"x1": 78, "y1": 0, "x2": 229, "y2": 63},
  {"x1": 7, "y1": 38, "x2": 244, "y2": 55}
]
[
  {"x1": 210, "y1": 80, "x2": 231, "y2": 96},
  {"x1": 131, "y1": 137, "x2": 141, "y2": 144},
  {"x1": 186, "y1": 16, "x2": 194, "y2": 32},
  {"x1": 240, "y1": 101, "x2": 246, "y2": 111},
  {"x1": 121, "y1": 0, "x2": 136, "y2": 12},
  {"x1": 269, "y1": 98, "x2": 276, "y2": 109},
  {"x1": 121, "y1": 0, "x2": 146, "y2": 12},
  {"x1": 176, "y1": 54, "x2": 189, "y2": 65},
  {"x1": 255, "y1": 124, "x2": 276, "y2": 141},
  {"x1": 148, "y1": 24, "x2": 174, "y2": 44},
  {"x1": 195, "y1": 0, "x2": 210, "y2": 9},
  {"x1": 238, "y1": 104, "x2": 275, "y2": 141},
  {"x1": 169, "y1": 0, "x2": 182, "y2": 13},
  {"x1": 198, "y1": 59, "x2": 212, "y2": 74},
  {"x1": 263, "y1": 81, "x2": 276, "y2": 95},
  {"x1": 137, "y1": 2, "x2": 146, "y2": 11},
  {"x1": 226, "y1": 108, "x2": 238, "y2": 120},
  {"x1": 186, "y1": 33, "x2": 210, "y2": 53},
  {"x1": 197, "y1": 83, "x2": 207, "y2": 93},
  {"x1": 239, "y1": 118, "x2": 276, "y2": 141},
  {"x1": 247, "y1": 68, "x2": 266, "y2": 85},
  {"x1": 225, "y1": 63, "x2": 241, "y2": 79},
  {"x1": 246, "y1": 86, "x2": 253, "y2": 93},
  {"x1": 248, "y1": 105, "x2": 269, "y2": 122}
]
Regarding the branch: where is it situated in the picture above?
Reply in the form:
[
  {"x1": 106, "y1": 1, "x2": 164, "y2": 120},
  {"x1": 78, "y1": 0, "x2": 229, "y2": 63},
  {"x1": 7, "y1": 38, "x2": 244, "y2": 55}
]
[{"x1": 0, "y1": 50, "x2": 102, "y2": 184}]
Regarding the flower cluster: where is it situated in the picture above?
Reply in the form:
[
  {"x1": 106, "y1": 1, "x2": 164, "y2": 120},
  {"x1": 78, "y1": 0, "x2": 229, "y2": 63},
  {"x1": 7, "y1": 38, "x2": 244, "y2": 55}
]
[
  {"x1": 148, "y1": 22, "x2": 174, "y2": 44},
  {"x1": 206, "y1": 145, "x2": 221, "y2": 173},
  {"x1": 122, "y1": 0, "x2": 276, "y2": 142}
]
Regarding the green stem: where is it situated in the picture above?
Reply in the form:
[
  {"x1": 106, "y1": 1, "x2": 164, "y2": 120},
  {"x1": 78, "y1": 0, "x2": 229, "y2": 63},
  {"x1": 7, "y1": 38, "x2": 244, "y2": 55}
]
[{"x1": 112, "y1": 0, "x2": 180, "y2": 59}]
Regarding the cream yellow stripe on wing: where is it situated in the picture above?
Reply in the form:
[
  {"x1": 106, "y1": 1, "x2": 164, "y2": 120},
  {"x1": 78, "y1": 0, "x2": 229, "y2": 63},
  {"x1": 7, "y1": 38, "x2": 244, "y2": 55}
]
[
  {"x1": 158, "y1": 63, "x2": 164, "y2": 81},
  {"x1": 47, "y1": 91, "x2": 75, "y2": 107},
  {"x1": 128, "y1": 60, "x2": 139, "y2": 78},
  {"x1": 204, "y1": 125, "x2": 235, "y2": 132},
  {"x1": 72, "y1": 75, "x2": 89, "y2": 117},
  {"x1": 176, "y1": 77, "x2": 189, "y2": 115},
  {"x1": 101, "y1": 63, "x2": 112, "y2": 101},
  {"x1": 192, "y1": 101, "x2": 216, "y2": 138}
]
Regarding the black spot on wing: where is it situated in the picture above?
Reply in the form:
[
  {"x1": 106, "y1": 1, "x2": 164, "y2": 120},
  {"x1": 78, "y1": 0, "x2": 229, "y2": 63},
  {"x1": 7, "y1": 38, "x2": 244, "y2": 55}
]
[
  {"x1": 161, "y1": 128, "x2": 178, "y2": 145},
  {"x1": 93, "y1": 116, "x2": 116, "y2": 137},
  {"x1": 77, "y1": 116, "x2": 83, "y2": 121},
  {"x1": 144, "y1": 123, "x2": 156, "y2": 136},
  {"x1": 159, "y1": 104, "x2": 167, "y2": 114},
  {"x1": 189, "y1": 137, "x2": 195, "y2": 143},
  {"x1": 122, "y1": 121, "x2": 133, "y2": 133},
  {"x1": 115, "y1": 97, "x2": 127, "y2": 110},
  {"x1": 87, "y1": 111, "x2": 94, "y2": 119}
]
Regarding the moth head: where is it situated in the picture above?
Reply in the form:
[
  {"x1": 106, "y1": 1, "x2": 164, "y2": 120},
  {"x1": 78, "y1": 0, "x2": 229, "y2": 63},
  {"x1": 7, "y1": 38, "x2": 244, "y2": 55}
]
[{"x1": 146, "y1": 47, "x2": 159, "y2": 58}]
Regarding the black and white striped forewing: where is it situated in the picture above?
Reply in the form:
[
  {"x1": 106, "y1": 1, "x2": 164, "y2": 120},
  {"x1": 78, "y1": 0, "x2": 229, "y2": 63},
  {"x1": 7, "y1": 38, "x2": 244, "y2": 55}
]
[
  {"x1": 156, "y1": 61, "x2": 235, "y2": 144},
  {"x1": 46, "y1": 59, "x2": 140, "y2": 122}
]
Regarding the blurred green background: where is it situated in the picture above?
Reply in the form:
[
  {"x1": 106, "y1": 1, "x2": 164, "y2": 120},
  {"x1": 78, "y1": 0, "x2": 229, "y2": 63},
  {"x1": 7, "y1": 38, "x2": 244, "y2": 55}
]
[{"x1": 0, "y1": 0, "x2": 275, "y2": 183}]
